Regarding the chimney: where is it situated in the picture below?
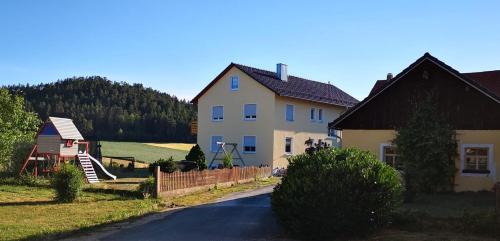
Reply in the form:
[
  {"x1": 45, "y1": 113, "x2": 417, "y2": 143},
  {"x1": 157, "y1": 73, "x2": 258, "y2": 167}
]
[
  {"x1": 277, "y1": 63, "x2": 288, "y2": 81},
  {"x1": 387, "y1": 73, "x2": 393, "y2": 80}
]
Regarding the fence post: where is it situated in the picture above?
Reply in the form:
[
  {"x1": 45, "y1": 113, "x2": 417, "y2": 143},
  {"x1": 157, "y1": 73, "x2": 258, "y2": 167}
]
[{"x1": 154, "y1": 166, "x2": 161, "y2": 198}]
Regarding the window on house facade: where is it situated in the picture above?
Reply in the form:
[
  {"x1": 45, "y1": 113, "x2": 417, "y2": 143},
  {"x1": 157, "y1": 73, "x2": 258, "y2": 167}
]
[
  {"x1": 243, "y1": 136, "x2": 256, "y2": 153},
  {"x1": 212, "y1": 106, "x2": 224, "y2": 121},
  {"x1": 310, "y1": 108, "x2": 316, "y2": 121},
  {"x1": 211, "y1": 136, "x2": 223, "y2": 152},
  {"x1": 462, "y1": 144, "x2": 493, "y2": 174},
  {"x1": 285, "y1": 137, "x2": 293, "y2": 154},
  {"x1": 318, "y1": 109, "x2": 323, "y2": 122},
  {"x1": 286, "y1": 104, "x2": 294, "y2": 121},
  {"x1": 244, "y1": 104, "x2": 257, "y2": 120},
  {"x1": 381, "y1": 144, "x2": 399, "y2": 169},
  {"x1": 230, "y1": 76, "x2": 239, "y2": 90}
]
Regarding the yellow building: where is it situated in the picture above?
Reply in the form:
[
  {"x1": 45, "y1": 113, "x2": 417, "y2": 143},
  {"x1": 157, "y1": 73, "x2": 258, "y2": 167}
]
[
  {"x1": 192, "y1": 63, "x2": 358, "y2": 168},
  {"x1": 330, "y1": 53, "x2": 500, "y2": 192}
]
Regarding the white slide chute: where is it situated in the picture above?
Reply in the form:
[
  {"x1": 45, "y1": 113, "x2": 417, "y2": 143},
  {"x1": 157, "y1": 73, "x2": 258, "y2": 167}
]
[{"x1": 88, "y1": 154, "x2": 117, "y2": 180}]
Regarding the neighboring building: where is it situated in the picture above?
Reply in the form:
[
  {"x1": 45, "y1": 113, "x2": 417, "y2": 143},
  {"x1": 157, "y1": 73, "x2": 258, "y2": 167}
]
[
  {"x1": 330, "y1": 53, "x2": 500, "y2": 192},
  {"x1": 192, "y1": 63, "x2": 358, "y2": 168}
]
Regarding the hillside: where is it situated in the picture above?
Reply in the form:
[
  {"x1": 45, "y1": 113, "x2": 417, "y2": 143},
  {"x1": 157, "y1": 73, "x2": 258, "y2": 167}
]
[{"x1": 7, "y1": 76, "x2": 196, "y2": 142}]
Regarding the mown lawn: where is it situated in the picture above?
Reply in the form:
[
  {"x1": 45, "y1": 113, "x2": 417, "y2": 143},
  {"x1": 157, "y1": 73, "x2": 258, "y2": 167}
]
[
  {"x1": 0, "y1": 184, "x2": 161, "y2": 241},
  {"x1": 100, "y1": 141, "x2": 190, "y2": 163}
]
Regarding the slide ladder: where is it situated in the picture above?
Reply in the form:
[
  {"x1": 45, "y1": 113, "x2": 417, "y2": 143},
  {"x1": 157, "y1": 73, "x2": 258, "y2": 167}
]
[{"x1": 77, "y1": 153, "x2": 100, "y2": 183}]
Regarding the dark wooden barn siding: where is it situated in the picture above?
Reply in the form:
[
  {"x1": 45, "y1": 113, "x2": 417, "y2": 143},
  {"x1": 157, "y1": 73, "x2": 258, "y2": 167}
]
[{"x1": 337, "y1": 60, "x2": 500, "y2": 129}]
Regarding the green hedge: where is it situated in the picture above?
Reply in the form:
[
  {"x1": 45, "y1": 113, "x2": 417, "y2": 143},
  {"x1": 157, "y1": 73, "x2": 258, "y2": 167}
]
[
  {"x1": 52, "y1": 164, "x2": 84, "y2": 203},
  {"x1": 271, "y1": 148, "x2": 403, "y2": 240}
]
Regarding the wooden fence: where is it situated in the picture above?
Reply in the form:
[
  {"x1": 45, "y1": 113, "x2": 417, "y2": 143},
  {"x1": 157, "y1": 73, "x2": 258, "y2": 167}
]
[{"x1": 154, "y1": 166, "x2": 272, "y2": 198}]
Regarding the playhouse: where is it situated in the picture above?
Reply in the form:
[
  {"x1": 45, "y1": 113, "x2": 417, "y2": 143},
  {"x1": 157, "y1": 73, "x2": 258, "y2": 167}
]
[{"x1": 19, "y1": 117, "x2": 116, "y2": 183}]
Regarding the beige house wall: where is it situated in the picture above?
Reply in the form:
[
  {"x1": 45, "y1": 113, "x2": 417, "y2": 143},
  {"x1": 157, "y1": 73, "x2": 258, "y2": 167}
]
[
  {"x1": 341, "y1": 129, "x2": 500, "y2": 192},
  {"x1": 272, "y1": 96, "x2": 345, "y2": 167},
  {"x1": 197, "y1": 67, "x2": 276, "y2": 167},
  {"x1": 196, "y1": 66, "x2": 347, "y2": 168}
]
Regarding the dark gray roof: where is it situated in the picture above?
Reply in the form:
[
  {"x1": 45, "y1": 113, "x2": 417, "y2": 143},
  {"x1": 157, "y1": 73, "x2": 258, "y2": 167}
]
[{"x1": 191, "y1": 63, "x2": 359, "y2": 107}]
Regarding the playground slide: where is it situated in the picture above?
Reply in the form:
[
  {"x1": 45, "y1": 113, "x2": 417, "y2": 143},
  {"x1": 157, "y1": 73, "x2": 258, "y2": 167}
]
[{"x1": 88, "y1": 154, "x2": 117, "y2": 180}]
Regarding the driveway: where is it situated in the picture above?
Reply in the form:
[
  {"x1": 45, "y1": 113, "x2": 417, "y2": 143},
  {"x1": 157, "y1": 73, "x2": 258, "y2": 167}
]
[{"x1": 71, "y1": 186, "x2": 292, "y2": 241}]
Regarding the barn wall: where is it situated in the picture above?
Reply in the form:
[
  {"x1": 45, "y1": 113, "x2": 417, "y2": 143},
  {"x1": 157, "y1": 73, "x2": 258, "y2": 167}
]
[{"x1": 336, "y1": 60, "x2": 500, "y2": 129}]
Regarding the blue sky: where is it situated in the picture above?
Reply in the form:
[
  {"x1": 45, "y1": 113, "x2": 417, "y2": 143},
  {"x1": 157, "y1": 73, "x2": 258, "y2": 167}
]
[{"x1": 1, "y1": 1, "x2": 499, "y2": 100}]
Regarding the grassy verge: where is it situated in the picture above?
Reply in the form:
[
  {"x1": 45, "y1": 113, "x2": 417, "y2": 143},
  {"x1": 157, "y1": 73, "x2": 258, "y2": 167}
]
[
  {"x1": 0, "y1": 184, "x2": 161, "y2": 241},
  {"x1": 0, "y1": 177, "x2": 279, "y2": 241},
  {"x1": 100, "y1": 141, "x2": 189, "y2": 163},
  {"x1": 164, "y1": 177, "x2": 280, "y2": 207}
]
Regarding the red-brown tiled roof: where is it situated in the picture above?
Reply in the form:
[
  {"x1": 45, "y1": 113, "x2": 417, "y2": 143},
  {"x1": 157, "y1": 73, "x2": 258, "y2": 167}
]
[{"x1": 462, "y1": 70, "x2": 500, "y2": 98}]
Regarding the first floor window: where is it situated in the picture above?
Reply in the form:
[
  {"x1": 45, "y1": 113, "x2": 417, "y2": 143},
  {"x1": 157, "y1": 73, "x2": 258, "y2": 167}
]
[
  {"x1": 212, "y1": 106, "x2": 224, "y2": 121},
  {"x1": 243, "y1": 136, "x2": 256, "y2": 153},
  {"x1": 310, "y1": 108, "x2": 316, "y2": 121},
  {"x1": 244, "y1": 104, "x2": 257, "y2": 120},
  {"x1": 65, "y1": 139, "x2": 74, "y2": 147},
  {"x1": 211, "y1": 136, "x2": 223, "y2": 152},
  {"x1": 381, "y1": 144, "x2": 399, "y2": 168},
  {"x1": 462, "y1": 144, "x2": 492, "y2": 174},
  {"x1": 318, "y1": 109, "x2": 323, "y2": 122},
  {"x1": 285, "y1": 137, "x2": 292, "y2": 154}
]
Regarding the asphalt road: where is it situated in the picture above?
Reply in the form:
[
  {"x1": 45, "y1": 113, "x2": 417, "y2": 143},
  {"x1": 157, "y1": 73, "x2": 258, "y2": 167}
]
[{"x1": 99, "y1": 186, "x2": 291, "y2": 241}]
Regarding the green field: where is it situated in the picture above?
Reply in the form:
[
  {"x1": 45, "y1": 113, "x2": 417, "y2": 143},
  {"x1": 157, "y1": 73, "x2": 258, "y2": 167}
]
[{"x1": 100, "y1": 141, "x2": 190, "y2": 163}]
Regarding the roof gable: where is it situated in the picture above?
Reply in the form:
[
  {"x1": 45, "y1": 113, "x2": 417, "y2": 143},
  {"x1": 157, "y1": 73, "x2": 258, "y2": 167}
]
[
  {"x1": 331, "y1": 53, "x2": 500, "y2": 129},
  {"x1": 45, "y1": 117, "x2": 84, "y2": 140},
  {"x1": 191, "y1": 63, "x2": 358, "y2": 107}
]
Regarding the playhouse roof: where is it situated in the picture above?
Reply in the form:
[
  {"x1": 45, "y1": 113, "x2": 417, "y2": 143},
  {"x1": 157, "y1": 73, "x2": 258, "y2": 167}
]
[{"x1": 47, "y1": 117, "x2": 84, "y2": 140}]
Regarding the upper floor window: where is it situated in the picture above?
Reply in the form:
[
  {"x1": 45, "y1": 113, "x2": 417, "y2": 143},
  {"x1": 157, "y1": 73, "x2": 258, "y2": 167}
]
[
  {"x1": 230, "y1": 76, "x2": 239, "y2": 91},
  {"x1": 310, "y1": 108, "x2": 316, "y2": 121},
  {"x1": 212, "y1": 106, "x2": 224, "y2": 121},
  {"x1": 461, "y1": 144, "x2": 493, "y2": 175},
  {"x1": 318, "y1": 109, "x2": 323, "y2": 122},
  {"x1": 286, "y1": 104, "x2": 294, "y2": 122},
  {"x1": 244, "y1": 104, "x2": 257, "y2": 120},
  {"x1": 211, "y1": 136, "x2": 223, "y2": 152},
  {"x1": 243, "y1": 136, "x2": 256, "y2": 153}
]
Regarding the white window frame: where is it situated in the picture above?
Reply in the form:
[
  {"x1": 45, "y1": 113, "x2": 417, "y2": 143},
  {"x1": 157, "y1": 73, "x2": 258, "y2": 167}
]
[
  {"x1": 230, "y1": 75, "x2": 239, "y2": 91},
  {"x1": 211, "y1": 135, "x2": 224, "y2": 153},
  {"x1": 243, "y1": 103, "x2": 257, "y2": 121},
  {"x1": 460, "y1": 144, "x2": 495, "y2": 178},
  {"x1": 310, "y1": 108, "x2": 316, "y2": 122},
  {"x1": 285, "y1": 137, "x2": 293, "y2": 155},
  {"x1": 318, "y1": 108, "x2": 323, "y2": 123},
  {"x1": 211, "y1": 105, "x2": 224, "y2": 122},
  {"x1": 242, "y1": 135, "x2": 257, "y2": 154},
  {"x1": 379, "y1": 143, "x2": 398, "y2": 167},
  {"x1": 285, "y1": 104, "x2": 295, "y2": 122}
]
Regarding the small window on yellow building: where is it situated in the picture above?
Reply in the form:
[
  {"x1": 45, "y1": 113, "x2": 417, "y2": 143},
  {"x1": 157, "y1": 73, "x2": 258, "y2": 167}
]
[{"x1": 462, "y1": 145, "x2": 492, "y2": 174}]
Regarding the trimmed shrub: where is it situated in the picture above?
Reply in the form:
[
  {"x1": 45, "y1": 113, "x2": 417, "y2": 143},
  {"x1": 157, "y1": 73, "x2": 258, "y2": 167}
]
[
  {"x1": 148, "y1": 157, "x2": 177, "y2": 174},
  {"x1": 272, "y1": 148, "x2": 403, "y2": 240},
  {"x1": 222, "y1": 154, "x2": 233, "y2": 169},
  {"x1": 52, "y1": 164, "x2": 84, "y2": 203},
  {"x1": 185, "y1": 144, "x2": 207, "y2": 170},
  {"x1": 137, "y1": 176, "x2": 155, "y2": 198}
]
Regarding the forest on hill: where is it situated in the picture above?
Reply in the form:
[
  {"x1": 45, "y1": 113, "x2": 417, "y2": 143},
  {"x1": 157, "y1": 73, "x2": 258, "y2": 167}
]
[{"x1": 7, "y1": 76, "x2": 196, "y2": 142}]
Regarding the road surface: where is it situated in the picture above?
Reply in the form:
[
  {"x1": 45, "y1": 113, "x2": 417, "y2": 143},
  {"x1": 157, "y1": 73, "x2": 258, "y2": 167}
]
[{"x1": 82, "y1": 186, "x2": 291, "y2": 241}]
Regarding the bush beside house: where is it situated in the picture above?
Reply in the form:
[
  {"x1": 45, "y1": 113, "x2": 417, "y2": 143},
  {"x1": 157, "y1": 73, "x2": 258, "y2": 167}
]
[{"x1": 272, "y1": 148, "x2": 403, "y2": 240}]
